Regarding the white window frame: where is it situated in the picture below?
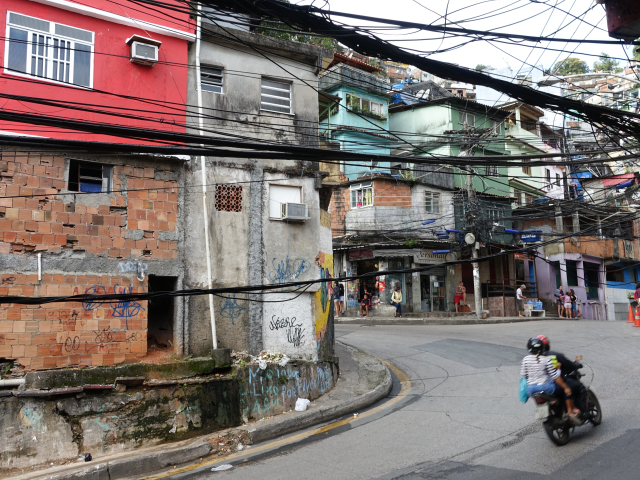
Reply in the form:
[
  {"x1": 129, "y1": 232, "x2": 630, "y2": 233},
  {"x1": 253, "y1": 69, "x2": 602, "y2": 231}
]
[
  {"x1": 461, "y1": 112, "x2": 475, "y2": 128},
  {"x1": 488, "y1": 208, "x2": 504, "y2": 226},
  {"x1": 269, "y1": 184, "x2": 302, "y2": 219},
  {"x1": 261, "y1": 78, "x2": 292, "y2": 114},
  {"x1": 424, "y1": 191, "x2": 441, "y2": 214},
  {"x1": 201, "y1": 65, "x2": 223, "y2": 94},
  {"x1": 4, "y1": 11, "x2": 94, "y2": 88},
  {"x1": 350, "y1": 182, "x2": 373, "y2": 209}
]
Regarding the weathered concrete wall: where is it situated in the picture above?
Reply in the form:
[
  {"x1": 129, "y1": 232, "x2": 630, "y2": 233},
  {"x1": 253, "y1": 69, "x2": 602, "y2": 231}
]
[
  {"x1": 182, "y1": 27, "x2": 333, "y2": 359},
  {"x1": 0, "y1": 379, "x2": 239, "y2": 475},
  {"x1": 0, "y1": 149, "x2": 185, "y2": 368},
  {"x1": 0, "y1": 358, "x2": 336, "y2": 476}
]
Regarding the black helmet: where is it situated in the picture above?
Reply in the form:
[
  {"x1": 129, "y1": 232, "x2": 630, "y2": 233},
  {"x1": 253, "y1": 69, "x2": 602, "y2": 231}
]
[{"x1": 527, "y1": 337, "x2": 544, "y2": 354}]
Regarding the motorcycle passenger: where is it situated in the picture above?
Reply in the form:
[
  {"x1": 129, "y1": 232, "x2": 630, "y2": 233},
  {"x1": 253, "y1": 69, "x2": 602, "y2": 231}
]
[
  {"x1": 537, "y1": 335, "x2": 583, "y2": 416},
  {"x1": 521, "y1": 337, "x2": 574, "y2": 415}
]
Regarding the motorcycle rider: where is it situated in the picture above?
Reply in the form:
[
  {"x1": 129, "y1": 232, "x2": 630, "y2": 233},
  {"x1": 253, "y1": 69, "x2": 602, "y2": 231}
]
[
  {"x1": 521, "y1": 337, "x2": 573, "y2": 416},
  {"x1": 537, "y1": 334, "x2": 583, "y2": 416}
]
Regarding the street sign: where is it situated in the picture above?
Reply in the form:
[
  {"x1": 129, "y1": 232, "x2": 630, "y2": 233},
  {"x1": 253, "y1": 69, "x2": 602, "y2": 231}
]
[{"x1": 521, "y1": 233, "x2": 541, "y2": 242}]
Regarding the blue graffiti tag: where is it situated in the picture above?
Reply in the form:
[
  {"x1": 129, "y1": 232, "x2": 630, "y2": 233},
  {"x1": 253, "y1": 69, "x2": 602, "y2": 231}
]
[
  {"x1": 111, "y1": 284, "x2": 145, "y2": 328},
  {"x1": 219, "y1": 294, "x2": 245, "y2": 325},
  {"x1": 268, "y1": 257, "x2": 311, "y2": 285},
  {"x1": 82, "y1": 286, "x2": 107, "y2": 311}
]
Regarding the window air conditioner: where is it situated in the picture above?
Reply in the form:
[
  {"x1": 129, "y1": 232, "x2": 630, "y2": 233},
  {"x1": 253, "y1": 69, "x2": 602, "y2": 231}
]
[
  {"x1": 126, "y1": 35, "x2": 161, "y2": 66},
  {"x1": 281, "y1": 202, "x2": 308, "y2": 221}
]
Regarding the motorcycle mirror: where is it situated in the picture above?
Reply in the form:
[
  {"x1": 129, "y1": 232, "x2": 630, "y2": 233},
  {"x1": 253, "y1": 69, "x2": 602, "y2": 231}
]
[{"x1": 575, "y1": 355, "x2": 583, "y2": 362}]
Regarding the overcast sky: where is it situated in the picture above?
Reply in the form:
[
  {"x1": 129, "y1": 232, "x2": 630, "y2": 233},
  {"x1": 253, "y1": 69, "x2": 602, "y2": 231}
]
[{"x1": 301, "y1": 0, "x2": 636, "y2": 75}]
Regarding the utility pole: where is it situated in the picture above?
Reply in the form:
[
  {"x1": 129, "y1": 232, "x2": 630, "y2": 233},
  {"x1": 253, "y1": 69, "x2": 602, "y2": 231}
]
[{"x1": 465, "y1": 166, "x2": 483, "y2": 319}]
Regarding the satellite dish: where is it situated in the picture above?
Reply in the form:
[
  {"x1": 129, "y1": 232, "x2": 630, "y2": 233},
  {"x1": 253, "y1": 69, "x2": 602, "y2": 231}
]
[{"x1": 464, "y1": 233, "x2": 476, "y2": 245}]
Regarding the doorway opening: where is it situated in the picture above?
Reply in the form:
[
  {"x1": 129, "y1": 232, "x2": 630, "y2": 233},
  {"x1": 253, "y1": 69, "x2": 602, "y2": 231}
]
[{"x1": 147, "y1": 275, "x2": 176, "y2": 356}]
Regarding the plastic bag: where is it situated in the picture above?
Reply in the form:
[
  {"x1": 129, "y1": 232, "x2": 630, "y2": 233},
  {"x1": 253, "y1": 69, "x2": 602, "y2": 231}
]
[
  {"x1": 519, "y1": 377, "x2": 529, "y2": 404},
  {"x1": 295, "y1": 398, "x2": 311, "y2": 411}
]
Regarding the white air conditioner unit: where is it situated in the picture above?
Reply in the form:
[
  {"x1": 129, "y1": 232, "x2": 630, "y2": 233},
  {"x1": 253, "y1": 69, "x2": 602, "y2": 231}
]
[
  {"x1": 281, "y1": 202, "x2": 308, "y2": 221},
  {"x1": 126, "y1": 35, "x2": 161, "y2": 66}
]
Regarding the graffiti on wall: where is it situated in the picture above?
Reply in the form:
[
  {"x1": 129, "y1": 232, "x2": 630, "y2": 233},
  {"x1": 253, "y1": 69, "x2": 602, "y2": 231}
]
[
  {"x1": 239, "y1": 363, "x2": 334, "y2": 418},
  {"x1": 82, "y1": 285, "x2": 145, "y2": 329},
  {"x1": 268, "y1": 315, "x2": 305, "y2": 347},
  {"x1": 268, "y1": 257, "x2": 311, "y2": 285},
  {"x1": 219, "y1": 294, "x2": 246, "y2": 325},
  {"x1": 314, "y1": 252, "x2": 335, "y2": 359}
]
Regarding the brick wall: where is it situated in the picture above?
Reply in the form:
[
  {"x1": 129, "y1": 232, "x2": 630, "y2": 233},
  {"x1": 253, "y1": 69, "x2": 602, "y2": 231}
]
[
  {"x1": 328, "y1": 186, "x2": 350, "y2": 237},
  {"x1": 372, "y1": 180, "x2": 411, "y2": 207},
  {"x1": 0, "y1": 151, "x2": 179, "y2": 369}
]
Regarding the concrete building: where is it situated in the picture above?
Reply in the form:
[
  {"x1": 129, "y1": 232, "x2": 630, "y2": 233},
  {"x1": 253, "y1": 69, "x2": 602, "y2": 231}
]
[
  {"x1": 319, "y1": 56, "x2": 393, "y2": 180},
  {"x1": 184, "y1": 24, "x2": 335, "y2": 361},
  {"x1": 329, "y1": 173, "x2": 456, "y2": 315},
  {"x1": 389, "y1": 98, "x2": 530, "y2": 313},
  {"x1": 514, "y1": 198, "x2": 640, "y2": 321}
]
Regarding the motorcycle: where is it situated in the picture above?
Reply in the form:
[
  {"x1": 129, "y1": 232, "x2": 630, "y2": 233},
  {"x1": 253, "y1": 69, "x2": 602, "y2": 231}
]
[{"x1": 531, "y1": 358, "x2": 602, "y2": 446}]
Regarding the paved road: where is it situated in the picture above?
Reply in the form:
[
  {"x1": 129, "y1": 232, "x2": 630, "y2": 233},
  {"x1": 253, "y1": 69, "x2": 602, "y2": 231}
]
[{"x1": 169, "y1": 321, "x2": 640, "y2": 479}]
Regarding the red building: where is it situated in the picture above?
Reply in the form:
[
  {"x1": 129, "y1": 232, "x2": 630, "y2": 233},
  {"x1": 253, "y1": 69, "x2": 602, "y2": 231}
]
[{"x1": 0, "y1": 0, "x2": 194, "y2": 142}]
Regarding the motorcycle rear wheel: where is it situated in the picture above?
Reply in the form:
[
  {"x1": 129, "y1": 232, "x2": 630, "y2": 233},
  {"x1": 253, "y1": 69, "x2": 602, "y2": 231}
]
[
  {"x1": 587, "y1": 390, "x2": 602, "y2": 426},
  {"x1": 543, "y1": 420, "x2": 571, "y2": 445}
]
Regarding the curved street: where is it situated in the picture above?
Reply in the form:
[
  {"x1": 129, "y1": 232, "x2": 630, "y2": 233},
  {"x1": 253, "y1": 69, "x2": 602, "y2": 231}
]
[{"x1": 176, "y1": 320, "x2": 640, "y2": 480}]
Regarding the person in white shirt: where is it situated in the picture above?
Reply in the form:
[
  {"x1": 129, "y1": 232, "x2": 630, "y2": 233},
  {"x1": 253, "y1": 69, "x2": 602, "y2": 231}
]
[{"x1": 517, "y1": 284, "x2": 526, "y2": 317}]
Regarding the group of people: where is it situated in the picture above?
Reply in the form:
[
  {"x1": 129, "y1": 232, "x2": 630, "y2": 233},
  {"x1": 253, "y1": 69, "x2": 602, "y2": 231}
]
[
  {"x1": 332, "y1": 280, "x2": 403, "y2": 318},
  {"x1": 554, "y1": 285, "x2": 579, "y2": 319},
  {"x1": 521, "y1": 335, "x2": 584, "y2": 420}
]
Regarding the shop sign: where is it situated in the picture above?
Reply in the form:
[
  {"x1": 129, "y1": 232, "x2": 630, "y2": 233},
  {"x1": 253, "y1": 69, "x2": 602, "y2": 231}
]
[
  {"x1": 349, "y1": 249, "x2": 374, "y2": 261},
  {"x1": 514, "y1": 253, "x2": 533, "y2": 261},
  {"x1": 414, "y1": 250, "x2": 448, "y2": 264}
]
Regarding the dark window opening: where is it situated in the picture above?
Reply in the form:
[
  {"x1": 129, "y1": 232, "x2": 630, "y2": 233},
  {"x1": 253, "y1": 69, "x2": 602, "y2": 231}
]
[
  {"x1": 147, "y1": 275, "x2": 176, "y2": 353},
  {"x1": 566, "y1": 260, "x2": 578, "y2": 286},
  {"x1": 68, "y1": 159, "x2": 112, "y2": 193},
  {"x1": 584, "y1": 262, "x2": 600, "y2": 301},
  {"x1": 606, "y1": 265, "x2": 625, "y2": 283}
]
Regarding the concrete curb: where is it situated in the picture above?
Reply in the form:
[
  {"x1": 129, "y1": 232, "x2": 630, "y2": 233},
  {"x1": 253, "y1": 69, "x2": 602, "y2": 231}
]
[
  {"x1": 336, "y1": 316, "x2": 579, "y2": 326},
  {"x1": 16, "y1": 343, "x2": 391, "y2": 480}
]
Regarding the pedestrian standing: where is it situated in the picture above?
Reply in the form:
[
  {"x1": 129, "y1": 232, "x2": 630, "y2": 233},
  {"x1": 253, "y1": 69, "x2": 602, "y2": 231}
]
[
  {"x1": 569, "y1": 289, "x2": 578, "y2": 319},
  {"x1": 338, "y1": 282, "x2": 345, "y2": 315},
  {"x1": 517, "y1": 284, "x2": 527, "y2": 317},
  {"x1": 334, "y1": 282, "x2": 341, "y2": 318},
  {"x1": 554, "y1": 285, "x2": 565, "y2": 318},
  {"x1": 454, "y1": 281, "x2": 466, "y2": 312},
  {"x1": 391, "y1": 285, "x2": 403, "y2": 318},
  {"x1": 564, "y1": 292, "x2": 572, "y2": 319}
]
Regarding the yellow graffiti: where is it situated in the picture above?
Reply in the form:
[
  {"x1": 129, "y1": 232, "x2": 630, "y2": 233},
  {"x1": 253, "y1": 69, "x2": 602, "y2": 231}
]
[{"x1": 314, "y1": 252, "x2": 334, "y2": 341}]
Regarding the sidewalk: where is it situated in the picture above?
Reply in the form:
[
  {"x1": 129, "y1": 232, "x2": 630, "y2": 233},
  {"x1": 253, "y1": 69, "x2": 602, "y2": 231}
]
[
  {"x1": 336, "y1": 315, "x2": 578, "y2": 326},
  {"x1": 11, "y1": 342, "x2": 391, "y2": 480}
]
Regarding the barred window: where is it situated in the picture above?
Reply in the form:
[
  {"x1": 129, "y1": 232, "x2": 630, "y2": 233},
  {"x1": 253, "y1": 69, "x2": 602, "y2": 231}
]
[
  {"x1": 485, "y1": 165, "x2": 499, "y2": 177},
  {"x1": 215, "y1": 184, "x2": 242, "y2": 212}
]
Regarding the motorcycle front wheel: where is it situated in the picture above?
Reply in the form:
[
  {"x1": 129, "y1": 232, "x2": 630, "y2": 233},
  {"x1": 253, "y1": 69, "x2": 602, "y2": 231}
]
[
  {"x1": 587, "y1": 390, "x2": 602, "y2": 426},
  {"x1": 543, "y1": 419, "x2": 571, "y2": 445}
]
